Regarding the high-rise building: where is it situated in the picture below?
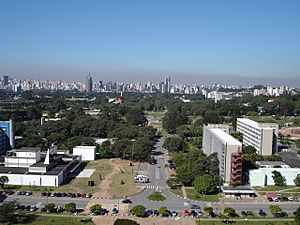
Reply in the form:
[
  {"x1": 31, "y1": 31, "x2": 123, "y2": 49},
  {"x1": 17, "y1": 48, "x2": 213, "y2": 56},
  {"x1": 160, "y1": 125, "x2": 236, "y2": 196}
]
[
  {"x1": 237, "y1": 118, "x2": 278, "y2": 156},
  {"x1": 85, "y1": 74, "x2": 93, "y2": 93},
  {"x1": 3, "y1": 75, "x2": 9, "y2": 86},
  {"x1": 0, "y1": 119, "x2": 14, "y2": 154},
  {"x1": 203, "y1": 125, "x2": 242, "y2": 184},
  {"x1": 164, "y1": 76, "x2": 171, "y2": 93}
]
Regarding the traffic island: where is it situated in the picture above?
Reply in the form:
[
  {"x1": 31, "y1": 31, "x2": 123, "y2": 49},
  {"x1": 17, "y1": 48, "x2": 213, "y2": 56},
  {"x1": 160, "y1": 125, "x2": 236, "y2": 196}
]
[{"x1": 147, "y1": 192, "x2": 166, "y2": 202}]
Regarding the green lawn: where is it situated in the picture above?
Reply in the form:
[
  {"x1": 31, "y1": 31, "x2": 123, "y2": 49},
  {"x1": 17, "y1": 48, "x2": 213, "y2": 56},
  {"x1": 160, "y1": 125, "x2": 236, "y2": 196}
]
[
  {"x1": 254, "y1": 185, "x2": 295, "y2": 192},
  {"x1": 186, "y1": 188, "x2": 220, "y2": 202},
  {"x1": 196, "y1": 220, "x2": 295, "y2": 225},
  {"x1": 0, "y1": 216, "x2": 94, "y2": 225},
  {"x1": 169, "y1": 188, "x2": 184, "y2": 197}
]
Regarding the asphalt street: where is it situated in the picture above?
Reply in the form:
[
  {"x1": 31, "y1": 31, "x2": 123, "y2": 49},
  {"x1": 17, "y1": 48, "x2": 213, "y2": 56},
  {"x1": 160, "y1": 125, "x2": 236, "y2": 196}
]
[
  {"x1": 4, "y1": 194, "x2": 90, "y2": 209},
  {"x1": 131, "y1": 138, "x2": 300, "y2": 214},
  {"x1": 3, "y1": 138, "x2": 300, "y2": 215}
]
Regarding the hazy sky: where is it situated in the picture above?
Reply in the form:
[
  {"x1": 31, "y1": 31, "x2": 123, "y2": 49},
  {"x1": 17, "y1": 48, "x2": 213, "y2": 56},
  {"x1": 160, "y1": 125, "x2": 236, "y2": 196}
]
[{"x1": 0, "y1": 0, "x2": 300, "y2": 85}]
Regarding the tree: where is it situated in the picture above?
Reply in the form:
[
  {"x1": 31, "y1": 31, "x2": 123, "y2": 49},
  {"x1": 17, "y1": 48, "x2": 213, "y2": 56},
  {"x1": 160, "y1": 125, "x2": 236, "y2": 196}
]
[
  {"x1": 0, "y1": 176, "x2": 9, "y2": 188},
  {"x1": 295, "y1": 206, "x2": 300, "y2": 225},
  {"x1": 242, "y1": 145, "x2": 256, "y2": 155},
  {"x1": 204, "y1": 206, "x2": 213, "y2": 217},
  {"x1": 65, "y1": 202, "x2": 77, "y2": 213},
  {"x1": 163, "y1": 136, "x2": 184, "y2": 152},
  {"x1": 223, "y1": 207, "x2": 236, "y2": 217},
  {"x1": 202, "y1": 111, "x2": 224, "y2": 125},
  {"x1": 176, "y1": 163, "x2": 194, "y2": 186},
  {"x1": 294, "y1": 174, "x2": 300, "y2": 186},
  {"x1": 158, "y1": 206, "x2": 168, "y2": 216},
  {"x1": 45, "y1": 203, "x2": 56, "y2": 213},
  {"x1": 130, "y1": 205, "x2": 146, "y2": 217},
  {"x1": 194, "y1": 174, "x2": 218, "y2": 194},
  {"x1": 0, "y1": 202, "x2": 16, "y2": 223},
  {"x1": 272, "y1": 170, "x2": 286, "y2": 186},
  {"x1": 162, "y1": 106, "x2": 189, "y2": 133},
  {"x1": 89, "y1": 204, "x2": 102, "y2": 215},
  {"x1": 269, "y1": 205, "x2": 282, "y2": 215},
  {"x1": 126, "y1": 108, "x2": 148, "y2": 126}
]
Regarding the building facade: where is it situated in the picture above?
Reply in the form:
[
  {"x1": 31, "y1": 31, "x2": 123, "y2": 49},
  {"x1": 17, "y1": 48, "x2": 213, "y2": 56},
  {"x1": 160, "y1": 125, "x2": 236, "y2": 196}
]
[
  {"x1": 85, "y1": 74, "x2": 93, "y2": 93},
  {"x1": 237, "y1": 118, "x2": 278, "y2": 156},
  {"x1": 0, "y1": 119, "x2": 14, "y2": 153},
  {"x1": 249, "y1": 167, "x2": 300, "y2": 186},
  {"x1": 203, "y1": 126, "x2": 242, "y2": 184}
]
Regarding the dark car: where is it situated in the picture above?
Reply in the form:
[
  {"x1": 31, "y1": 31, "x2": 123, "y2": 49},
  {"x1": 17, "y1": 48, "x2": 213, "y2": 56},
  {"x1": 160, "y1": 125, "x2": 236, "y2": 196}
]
[
  {"x1": 40, "y1": 207, "x2": 46, "y2": 212},
  {"x1": 190, "y1": 210, "x2": 198, "y2": 217},
  {"x1": 246, "y1": 211, "x2": 253, "y2": 216},
  {"x1": 25, "y1": 205, "x2": 31, "y2": 211},
  {"x1": 190, "y1": 204, "x2": 200, "y2": 209},
  {"x1": 153, "y1": 210, "x2": 159, "y2": 217},
  {"x1": 61, "y1": 192, "x2": 67, "y2": 197},
  {"x1": 267, "y1": 197, "x2": 273, "y2": 202},
  {"x1": 76, "y1": 193, "x2": 82, "y2": 197},
  {"x1": 41, "y1": 192, "x2": 47, "y2": 197},
  {"x1": 241, "y1": 211, "x2": 247, "y2": 217},
  {"x1": 146, "y1": 209, "x2": 153, "y2": 217},
  {"x1": 274, "y1": 212, "x2": 288, "y2": 218},
  {"x1": 56, "y1": 192, "x2": 62, "y2": 197},
  {"x1": 15, "y1": 204, "x2": 20, "y2": 210},
  {"x1": 19, "y1": 205, "x2": 26, "y2": 210},
  {"x1": 122, "y1": 198, "x2": 132, "y2": 204},
  {"x1": 258, "y1": 210, "x2": 266, "y2": 217}
]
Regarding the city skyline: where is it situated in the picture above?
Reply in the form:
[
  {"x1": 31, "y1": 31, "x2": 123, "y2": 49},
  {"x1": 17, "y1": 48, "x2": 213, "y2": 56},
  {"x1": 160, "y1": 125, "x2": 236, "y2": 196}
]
[{"x1": 0, "y1": 0, "x2": 300, "y2": 86}]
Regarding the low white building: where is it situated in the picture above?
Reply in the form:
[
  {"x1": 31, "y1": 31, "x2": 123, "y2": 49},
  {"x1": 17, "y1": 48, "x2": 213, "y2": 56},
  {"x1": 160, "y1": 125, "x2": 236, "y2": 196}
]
[
  {"x1": 73, "y1": 146, "x2": 96, "y2": 161},
  {"x1": 256, "y1": 161, "x2": 290, "y2": 169},
  {"x1": 249, "y1": 168, "x2": 300, "y2": 186},
  {"x1": 0, "y1": 147, "x2": 82, "y2": 187}
]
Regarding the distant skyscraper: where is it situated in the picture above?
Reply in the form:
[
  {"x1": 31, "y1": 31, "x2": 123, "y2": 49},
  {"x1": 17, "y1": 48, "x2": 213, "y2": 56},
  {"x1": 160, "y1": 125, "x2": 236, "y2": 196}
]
[
  {"x1": 164, "y1": 76, "x2": 171, "y2": 93},
  {"x1": 3, "y1": 75, "x2": 9, "y2": 86},
  {"x1": 85, "y1": 74, "x2": 93, "y2": 93}
]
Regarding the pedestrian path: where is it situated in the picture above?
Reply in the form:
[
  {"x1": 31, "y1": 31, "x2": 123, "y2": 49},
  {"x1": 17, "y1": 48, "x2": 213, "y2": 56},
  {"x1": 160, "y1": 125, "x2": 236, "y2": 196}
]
[{"x1": 144, "y1": 185, "x2": 169, "y2": 190}]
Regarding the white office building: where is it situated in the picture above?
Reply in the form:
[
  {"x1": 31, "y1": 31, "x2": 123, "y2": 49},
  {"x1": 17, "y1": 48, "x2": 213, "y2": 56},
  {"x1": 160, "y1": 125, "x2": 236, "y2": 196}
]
[
  {"x1": 73, "y1": 146, "x2": 96, "y2": 161},
  {"x1": 203, "y1": 126, "x2": 242, "y2": 184},
  {"x1": 237, "y1": 118, "x2": 278, "y2": 156},
  {"x1": 249, "y1": 168, "x2": 300, "y2": 186}
]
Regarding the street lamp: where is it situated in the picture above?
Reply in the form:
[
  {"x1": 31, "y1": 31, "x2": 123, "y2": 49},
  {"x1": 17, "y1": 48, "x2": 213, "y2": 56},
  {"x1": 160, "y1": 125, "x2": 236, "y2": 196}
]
[{"x1": 131, "y1": 139, "x2": 136, "y2": 174}]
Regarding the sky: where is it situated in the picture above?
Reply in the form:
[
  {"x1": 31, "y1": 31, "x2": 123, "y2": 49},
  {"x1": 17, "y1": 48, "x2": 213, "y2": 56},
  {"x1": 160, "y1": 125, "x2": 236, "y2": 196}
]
[{"x1": 0, "y1": 0, "x2": 300, "y2": 86}]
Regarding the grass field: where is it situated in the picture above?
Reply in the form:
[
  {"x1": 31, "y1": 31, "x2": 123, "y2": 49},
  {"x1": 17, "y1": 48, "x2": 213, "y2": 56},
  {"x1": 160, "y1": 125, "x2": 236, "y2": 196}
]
[
  {"x1": 185, "y1": 188, "x2": 220, "y2": 202},
  {"x1": 108, "y1": 159, "x2": 142, "y2": 198},
  {"x1": 0, "y1": 216, "x2": 94, "y2": 225},
  {"x1": 169, "y1": 188, "x2": 184, "y2": 197},
  {"x1": 196, "y1": 220, "x2": 294, "y2": 225},
  {"x1": 254, "y1": 185, "x2": 295, "y2": 192}
]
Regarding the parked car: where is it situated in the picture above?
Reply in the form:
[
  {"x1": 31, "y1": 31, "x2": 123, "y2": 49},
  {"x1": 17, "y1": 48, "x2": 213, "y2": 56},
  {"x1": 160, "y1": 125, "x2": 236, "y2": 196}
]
[
  {"x1": 190, "y1": 204, "x2": 200, "y2": 209},
  {"x1": 274, "y1": 212, "x2": 288, "y2": 218},
  {"x1": 146, "y1": 209, "x2": 153, "y2": 217},
  {"x1": 41, "y1": 192, "x2": 47, "y2": 197},
  {"x1": 122, "y1": 198, "x2": 132, "y2": 204},
  {"x1": 25, "y1": 205, "x2": 31, "y2": 211},
  {"x1": 111, "y1": 207, "x2": 118, "y2": 215},
  {"x1": 171, "y1": 211, "x2": 178, "y2": 217},
  {"x1": 50, "y1": 192, "x2": 56, "y2": 197},
  {"x1": 19, "y1": 205, "x2": 26, "y2": 210},
  {"x1": 267, "y1": 197, "x2": 273, "y2": 202},
  {"x1": 183, "y1": 210, "x2": 191, "y2": 216},
  {"x1": 40, "y1": 207, "x2": 46, "y2": 212},
  {"x1": 258, "y1": 209, "x2": 266, "y2": 217},
  {"x1": 76, "y1": 193, "x2": 82, "y2": 197},
  {"x1": 30, "y1": 206, "x2": 38, "y2": 212},
  {"x1": 61, "y1": 192, "x2": 67, "y2": 197},
  {"x1": 56, "y1": 193, "x2": 62, "y2": 197},
  {"x1": 241, "y1": 211, "x2": 247, "y2": 217},
  {"x1": 153, "y1": 210, "x2": 159, "y2": 217},
  {"x1": 15, "y1": 204, "x2": 20, "y2": 210},
  {"x1": 26, "y1": 191, "x2": 33, "y2": 196},
  {"x1": 197, "y1": 211, "x2": 203, "y2": 217}
]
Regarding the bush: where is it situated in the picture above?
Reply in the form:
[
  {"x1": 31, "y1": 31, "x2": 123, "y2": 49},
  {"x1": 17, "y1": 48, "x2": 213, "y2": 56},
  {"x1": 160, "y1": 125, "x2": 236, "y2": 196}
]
[
  {"x1": 130, "y1": 205, "x2": 146, "y2": 217},
  {"x1": 89, "y1": 204, "x2": 102, "y2": 215},
  {"x1": 114, "y1": 219, "x2": 140, "y2": 225},
  {"x1": 147, "y1": 192, "x2": 166, "y2": 201},
  {"x1": 45, "y1": 203, "x2": 56, "y2": 213},
  {"x1": 64, "y1": 202, "x2": 76, "y2": 213}
]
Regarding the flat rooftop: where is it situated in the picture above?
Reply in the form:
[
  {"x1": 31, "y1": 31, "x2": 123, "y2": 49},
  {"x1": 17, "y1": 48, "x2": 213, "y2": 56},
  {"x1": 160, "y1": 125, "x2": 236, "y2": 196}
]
[
  {"x1": 221, "y1": 186, "x2": 256, "y2": 194},
  {"x1": 211, "y1": 128, "x2": 242, "y2": 145},
  {"x1": 9, "y1": 147, "x2": 40, "y2": 152},
  {"x1": 237, "y1": 118, "x2": 277, "y2": 128},
  {"x1": 256, "y1": 161, "x2": 289, "y2": 166}
]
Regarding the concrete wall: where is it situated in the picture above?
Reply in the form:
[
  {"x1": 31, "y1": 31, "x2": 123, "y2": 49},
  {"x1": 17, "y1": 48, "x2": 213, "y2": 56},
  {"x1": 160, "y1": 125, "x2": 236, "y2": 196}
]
[{"x1": 0, "y1": 172, "x2": 64, "y2": 187}]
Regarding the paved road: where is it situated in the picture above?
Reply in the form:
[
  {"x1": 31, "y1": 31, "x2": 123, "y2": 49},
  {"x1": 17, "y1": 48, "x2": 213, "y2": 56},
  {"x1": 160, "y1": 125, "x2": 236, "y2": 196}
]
[
  {"x1": 4, "y1": 194, "x2": 90, "y2": 209},
  {"x1": 131, "y1": 138, "x2": 300, "y2": 215}
]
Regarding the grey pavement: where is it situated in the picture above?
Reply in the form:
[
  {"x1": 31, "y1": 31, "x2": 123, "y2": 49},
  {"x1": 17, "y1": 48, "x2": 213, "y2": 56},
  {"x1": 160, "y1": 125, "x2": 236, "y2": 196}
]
[{"x1": 131, "y1": 138, "x2": 300, "y2": 215}]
